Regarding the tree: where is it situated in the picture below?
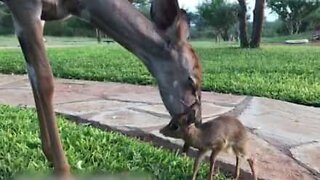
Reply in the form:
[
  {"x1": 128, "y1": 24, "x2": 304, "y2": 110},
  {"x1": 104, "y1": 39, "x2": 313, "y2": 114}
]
[
  {"x1": 198, "y1": 0, "x2": 238, "y2": 41},
  {"x1": 238, "y1": 0, "x2": 249, "y2": 47},
  {"x1": 132, "y1": 0, "x2": 151, "y2": 18},
  {"x1": 0, "y1": 3, "x2": 14, "y2": 34},
  {"x1": 303, "y1": 7, "x2": 320, "y2": 31},
  {"x1": 236, "y1": 0, "x2": 265, "y2": 48},
  {"x1": 186, "y1": 11, "x2": 206, "y2": 30},
  {"x1": 250, "y1": 0, "x2": 265, "y2": 48},
  {"x1": 95, "y1": 0, "x2": 137, "y2": 42},
  {"x1": 267, "y1": 0, "x2": 320, "y2": 35}
]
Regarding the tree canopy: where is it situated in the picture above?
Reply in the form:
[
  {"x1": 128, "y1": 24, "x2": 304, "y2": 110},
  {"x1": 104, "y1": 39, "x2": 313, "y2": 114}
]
[
  {"x1": 132, "y1": 0, "x2": 151, "y2": 18},
  {"x1": 198, "y1": 0, "x2": 238, "y2": 41},
  {"x1": 267, "y1": 0, "x2": 320, "y2": 34},
  {"x1": 0, "y1": 3, "x2": 14, "y2": 34}
]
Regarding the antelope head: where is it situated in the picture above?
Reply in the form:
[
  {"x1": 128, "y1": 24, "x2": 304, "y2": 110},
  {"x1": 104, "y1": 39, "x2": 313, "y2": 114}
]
[
  {"x1": 71, "y1": 0, "x2": 202, "y2": 126},
  {"x1": 149, "y1": 0, "x2": 202, "y2": 126}
]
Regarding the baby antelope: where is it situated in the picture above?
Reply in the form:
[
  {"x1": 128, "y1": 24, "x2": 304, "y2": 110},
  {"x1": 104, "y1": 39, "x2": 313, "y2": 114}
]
[{"x1": 160, "y1": 114, "x2": 257, "y2": 180}]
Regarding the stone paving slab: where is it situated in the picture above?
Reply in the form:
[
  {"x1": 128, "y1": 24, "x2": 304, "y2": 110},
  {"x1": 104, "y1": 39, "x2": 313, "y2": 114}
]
[
  {"x1": 0, "y1": 74, "x2": 27, "y2": 86},
  {"x1": 239, "y1": 97, "x2": 320, "y2": 148},
  {"x1": 290, "y1": 142, "x2": 320, "y2": 176},
  {"x1": 0, "y1": 88, "x2": 35, "y2": 106},
  {"x1": 104, "y1": 91, "x2": 163, "y2": 104},
  {"x1": 130, "y1": 102, "x2": 234, "y2": 120},
  {"x1": 89, "y1": 109, "x2": 168, "y2": 129},
  {"x1": 54, "y1": 79, "x2": 161, "y2": 105},
  {"x1": 239, "y1": 97, "x2": 320, "y2": 178},
  {"x1": 55, "y1": 79, "x2": 163, "y2": 104},
  {"x1": 0, "y1": 74, "x2": 319, "y2": 179},
  {"x1": 0, "y1": 75, "x2": 237, "y2": 121},
  {"x1": 55, "y1": 99, "x2": 133, "y2": 116},
  {"x1": 202, "y1": 91, "x2": 246, "y2": 106},
  {"x1": 0, "y1": 85, "x2": 100, "y2": 107},
  {"x1": 0, "y1": 77, "x2": 31, "y2": 89}
]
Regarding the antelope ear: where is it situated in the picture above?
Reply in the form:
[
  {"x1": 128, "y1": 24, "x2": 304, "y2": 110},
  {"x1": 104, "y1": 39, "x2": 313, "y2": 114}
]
[
  {"x1": 164, "y1": 9, "x2": 190, "y2": 44},
  {"x1": 150, "y1": 1, "x2": 190, "y2": 43},
  {"x1": 176, "y1": 9, "x2": 190, "y2": 41},
  {"x1": 150, "y1": 0, "x2": 179, "y2": 30}
]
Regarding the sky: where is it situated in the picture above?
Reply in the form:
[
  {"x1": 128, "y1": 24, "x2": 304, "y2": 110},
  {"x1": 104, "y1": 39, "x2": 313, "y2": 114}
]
[{"x1": 178, "y1": 0, "x2": 278, "y2": 22}]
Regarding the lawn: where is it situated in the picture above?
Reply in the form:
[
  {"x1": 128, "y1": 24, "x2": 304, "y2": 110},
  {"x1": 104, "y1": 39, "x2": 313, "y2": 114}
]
[
  {"x1": 0, "y1": 36, "x2": 99, "y2": 47},
  {"x1": 0, "y1": 40, "x2": 319, "y2": 107},
  {"x1": 0, "y1": 105, "x2": 228, "y2": 180}
]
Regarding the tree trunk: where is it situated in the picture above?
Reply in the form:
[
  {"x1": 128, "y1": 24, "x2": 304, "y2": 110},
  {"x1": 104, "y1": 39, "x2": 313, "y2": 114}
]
[
  {"x1": 286, "y1": 22, "x2": 294, "y2": 35},
  {"x1": 222, "y1": 29, "x2": 229, "y2": 41},
  {"x1": 238, "y1": 0, "x2": 249, "y2": 48},
  {"x1": 96, "y1": 29, "x2": 101, "y2": 43},
  {"x1": 250, "y1": 0, "x2": 265, "y2": 48},
  {"x1": 293, "y1": 21, "x2": 301, "y2": 34}
]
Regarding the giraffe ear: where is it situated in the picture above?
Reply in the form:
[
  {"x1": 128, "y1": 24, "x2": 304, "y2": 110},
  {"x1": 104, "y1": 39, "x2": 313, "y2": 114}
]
[{"x1": 150, "y1": 0, "x2": 179, "y2": 31}]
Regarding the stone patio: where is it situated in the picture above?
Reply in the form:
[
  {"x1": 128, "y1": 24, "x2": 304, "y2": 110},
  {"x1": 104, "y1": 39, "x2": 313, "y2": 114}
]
[{"x1": 0, "y1": 74, "x2": 319, "y2": 180}]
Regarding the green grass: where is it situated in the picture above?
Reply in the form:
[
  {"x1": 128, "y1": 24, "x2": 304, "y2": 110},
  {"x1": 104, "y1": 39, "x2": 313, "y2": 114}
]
[
  {"x1": 0, "y1": 105, "x2": 228, "y2": 180},
  {"x1": 0, "y1": 36, "x2": 101, "y2": 47},
  {"x1": 0, "y1": 41, "x2": 319, "y2": 107}
]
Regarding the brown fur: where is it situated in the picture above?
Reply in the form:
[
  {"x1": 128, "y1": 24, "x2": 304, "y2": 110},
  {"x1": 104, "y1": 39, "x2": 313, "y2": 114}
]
[
  {"x1": 2, "y1": 0, "x2": 203, "y2": 176},
  {"x1": 160, "y1": 115, "x2": 257, "y2": 180}
]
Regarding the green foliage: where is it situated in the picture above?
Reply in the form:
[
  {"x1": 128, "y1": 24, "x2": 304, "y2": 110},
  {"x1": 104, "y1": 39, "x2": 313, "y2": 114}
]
[
  {"x1": 187, "y1": 11, "x2": 207, "y2": 31},
  {"x1": 44, "y1": 17, "x2": 96, "y2": 37},
  {"x1": 0, "y1": 105, "x2": 228, "y2": 180},
  {"x1": 197, "y1": 0, "x2": 238, "y2": 41},
  {"x1": 0, "y1": 3, "x2": 14, "y2": 35},
  {"x1": 190, "y1": 27, "x2": 217, "y2": 39},
  {"x1": 0, "y1": 0, "x2": 151, "y2": 36},
  {"x1": 0, "y1": 42, "x2": 319, "y2": 107},
  {"x1": 199, "y1": 45, "x2": 320, "y2": 107},
  {"x1": 260, "y1": 21, "x2": 281, "y2": 37},
  {"x1": 133, "y1": 0, "x2": 149, "y2": 7},
  {"x1": 185, "y1": 10, "x2": 209, "y2": 39},
  {"x1": 132, "y1": 0, "x2": 151, "y2": 19},
  {"x1": 267, "y1": 0, "x2": 320, "y2": 34},
  {"x1": 0, "y1": 4, "x2": 95, "y2": 37},
  {"x1": 304, "y1": 7, "x2": 320, "y2": 29}
]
